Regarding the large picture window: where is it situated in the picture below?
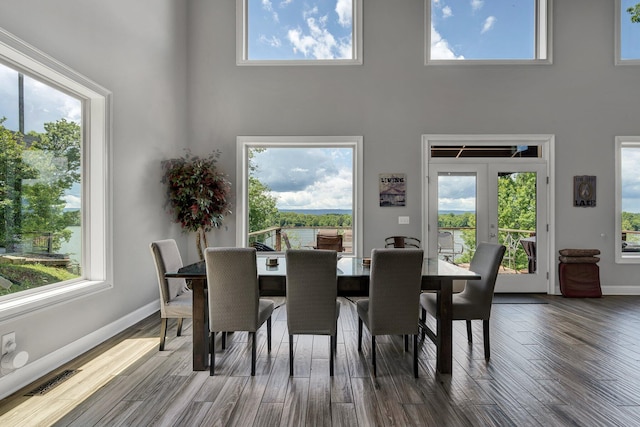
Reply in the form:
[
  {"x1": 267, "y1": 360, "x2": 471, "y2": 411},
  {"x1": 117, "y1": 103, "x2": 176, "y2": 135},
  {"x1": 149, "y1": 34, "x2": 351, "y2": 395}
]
[
  {"x1": 236, "y1": 136, "x2": 362, "y2": 256},
  {"x1": 236, "y1": 0, "x2": 363, "y2": 65},
  {"x1": 616, "y1": 137, "x2": 640, "y2": 263},
  {"x1": 427, "y1": 0, "x2": 551, "y2": 64},
  {"x1": 0, "y1": 28, "x2": 111, "y2": 320},
  {"x1": 616, "y1": 0, "x2": 640, "y2": 64}
]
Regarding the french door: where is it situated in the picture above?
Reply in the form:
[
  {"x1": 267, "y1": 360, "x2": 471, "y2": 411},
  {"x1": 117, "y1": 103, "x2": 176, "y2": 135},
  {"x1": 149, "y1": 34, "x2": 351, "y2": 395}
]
[{"x1": 426, "y1": 162, "x2": 549, "y2": 293}]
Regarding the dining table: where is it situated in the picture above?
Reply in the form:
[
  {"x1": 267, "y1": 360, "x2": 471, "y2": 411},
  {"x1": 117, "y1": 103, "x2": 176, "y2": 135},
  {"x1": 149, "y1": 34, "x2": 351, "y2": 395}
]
[{"x1": 165, "y1": 256, "x2": 480, "y2": 375}]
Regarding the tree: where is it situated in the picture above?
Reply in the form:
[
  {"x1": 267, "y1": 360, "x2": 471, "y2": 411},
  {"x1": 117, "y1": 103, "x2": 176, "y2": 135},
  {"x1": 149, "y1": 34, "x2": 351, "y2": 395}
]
[
  {"x1": 0, "y1": 119, "x2": 28, "y2": 249},
  {"x1": 628, "y1": 3, "x2": 640, "y2": 23},
  {"x1": 247, "y1": 148, "x2": 279, "y2": 238}
]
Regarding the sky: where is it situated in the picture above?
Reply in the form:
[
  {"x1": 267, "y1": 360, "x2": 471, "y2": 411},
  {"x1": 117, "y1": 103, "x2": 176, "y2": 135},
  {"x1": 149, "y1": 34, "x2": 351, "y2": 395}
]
[
  {"x1": 621, "y1": 148, "x2": 640, "y2": 213},
  {"x1": 621, "y1": 0, "x2": 640, "y2": 59},
  {"x1": 250, "y1": 147, "x2": 353, "y2": 210},
  {"x1": 248, "y1": 0, "x2": 353, "y2": 60},
  {"x1": 438, "y1": 175, "x2": 477, "y2": 212}
]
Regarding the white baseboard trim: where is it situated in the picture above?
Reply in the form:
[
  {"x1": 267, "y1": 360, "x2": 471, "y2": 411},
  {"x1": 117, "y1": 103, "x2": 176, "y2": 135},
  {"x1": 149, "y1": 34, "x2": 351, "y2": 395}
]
[
  {"x1": 601, "y1": 285, "x2": 640, "y2": 295},
  {"x1": 0, "y1": 300, "x2": 159, "y2": 400}
]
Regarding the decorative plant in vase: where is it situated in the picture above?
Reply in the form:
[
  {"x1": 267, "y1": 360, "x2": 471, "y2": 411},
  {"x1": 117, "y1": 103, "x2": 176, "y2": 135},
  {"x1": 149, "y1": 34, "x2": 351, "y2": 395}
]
[{"x1": 161, "y1": 149, "x2": 232, "y2": 260}]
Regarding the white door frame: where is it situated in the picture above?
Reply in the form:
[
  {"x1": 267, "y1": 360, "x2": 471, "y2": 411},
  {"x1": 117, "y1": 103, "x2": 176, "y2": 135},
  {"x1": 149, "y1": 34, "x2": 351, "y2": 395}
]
[{"x1": 422, "y1": 134, "x2": 556, "y2": 295}]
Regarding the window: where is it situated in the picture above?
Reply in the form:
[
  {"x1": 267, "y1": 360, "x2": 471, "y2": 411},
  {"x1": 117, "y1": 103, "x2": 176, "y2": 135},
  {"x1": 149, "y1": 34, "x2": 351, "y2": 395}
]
[
  {"x1": 427, "y1": 0, "x2": 551, "y2": 64},
  {"x1": 616, "y1": 0, "x2": 640, "y2": 64},
  {"x1": 0, "y1": 28, "x2": 111, "y2": 320},
  {"x1": 236, "y1": 136, "x2": 362, "y2": 256},
  {"x1": 615, "y1": 137, "x2": 640, "y2": 263},
  {"x1": 236, "y1": 0, "x2": 363, "y2": 65}
]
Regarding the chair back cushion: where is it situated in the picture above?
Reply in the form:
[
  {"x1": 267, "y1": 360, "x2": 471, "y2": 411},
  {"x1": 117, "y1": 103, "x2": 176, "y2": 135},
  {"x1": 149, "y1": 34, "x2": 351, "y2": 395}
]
[
  {"x1": 286, "y1": 249, "x2": 338, "y2": 335},
  {"x1": 205, "y1": 247, "x2": 260, "y2": 332},
  {"x1": 457, "y1": 242, "x2": 506, "y2": 318},
  {"x1": 150, "y1": 239, "x2": 188, "y2": 308},
  {"x1": 368, "y1": 248, "x2": 424, "y2": 335}
]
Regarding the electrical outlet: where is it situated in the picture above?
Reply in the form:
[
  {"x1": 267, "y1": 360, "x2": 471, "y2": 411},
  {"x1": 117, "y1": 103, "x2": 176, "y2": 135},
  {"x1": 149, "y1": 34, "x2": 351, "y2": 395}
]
[
  {"x1": 398, "y1": 216, "x2": 410, "y2": 225},
  {"x1": 2, "y1": 332, "x2": 16, "y2": 355}
]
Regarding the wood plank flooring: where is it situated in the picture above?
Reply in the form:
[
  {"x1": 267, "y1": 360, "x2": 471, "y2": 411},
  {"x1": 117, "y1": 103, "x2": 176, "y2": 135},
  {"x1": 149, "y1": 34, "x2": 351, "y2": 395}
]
[{"x1": 2, "y1": 295, "x2": 640, "y2": 426}]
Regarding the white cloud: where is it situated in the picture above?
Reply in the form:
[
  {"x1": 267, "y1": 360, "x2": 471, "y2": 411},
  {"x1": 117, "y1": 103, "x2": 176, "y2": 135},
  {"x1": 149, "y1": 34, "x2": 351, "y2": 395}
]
[
  {"x1": 336, "y1": 0, "x2": 352, "y2": 27},
  {"x1": 262, "y1": 0, "x2": 273, "y2": 11},
  {"x1": 63, "y1": 194, "x2": 81, "y2": 210},
  {"x1": 481, "y1": 16, "x2": 496, "y2": 34},
  {"x1": 471, "y1": 0, "x2": 483, "y2": 11},
  {"x1": 430, "y1": 25, "x2": 464, "y2": 60},
  {"x1": 442, "y1": 6, "x2": 453, "y2": 18},
  {"x1": 288, "y1": 15, "x2": 351, "y2": 59},
  {"x1": 274, "y1": 168, "x2": 353, "y2": 210},
  {"x1": 259, "y1": 34, "x2": 282, "y2": 48}
]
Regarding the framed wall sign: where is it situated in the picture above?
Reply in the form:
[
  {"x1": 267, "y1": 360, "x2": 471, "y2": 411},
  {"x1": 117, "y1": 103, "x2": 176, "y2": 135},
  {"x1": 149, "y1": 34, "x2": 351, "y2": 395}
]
[
  {"x1": 379, "y1": 173, "x2": 406, "y2": 207},
  {"x1": 574, "y1": 175, "x2": 596, "y2": 207}
]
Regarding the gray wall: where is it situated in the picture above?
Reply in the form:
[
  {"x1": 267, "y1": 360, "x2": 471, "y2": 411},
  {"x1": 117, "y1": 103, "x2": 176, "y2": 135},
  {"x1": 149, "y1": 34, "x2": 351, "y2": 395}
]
[
  {"x1": 0, "y1": 0, "x2": 639, "y2": 397},
  {"x1": 0, "y1": 0, "x2": 190, "y2": 395},
  {"x1": 188, "y1": 0, "x2": 640, "y2": 292}
]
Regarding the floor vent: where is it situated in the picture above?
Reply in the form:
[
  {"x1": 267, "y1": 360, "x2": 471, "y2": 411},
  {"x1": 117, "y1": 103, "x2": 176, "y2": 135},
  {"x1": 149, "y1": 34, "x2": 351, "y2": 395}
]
[{"x1": 25, "y1": 369, "x2": 80, "y2": 396}]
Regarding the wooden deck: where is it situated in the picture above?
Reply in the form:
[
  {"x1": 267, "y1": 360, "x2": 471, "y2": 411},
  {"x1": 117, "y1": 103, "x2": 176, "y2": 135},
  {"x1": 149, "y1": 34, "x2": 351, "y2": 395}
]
[{"x1": 2, "y1": 295, "x2": 640, "y2": 426}]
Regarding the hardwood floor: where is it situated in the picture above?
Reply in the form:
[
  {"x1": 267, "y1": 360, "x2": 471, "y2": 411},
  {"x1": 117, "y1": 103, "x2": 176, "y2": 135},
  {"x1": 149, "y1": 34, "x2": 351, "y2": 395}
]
[{"x1": 2, "y1": 295, "x2": 640, "y2": 426}]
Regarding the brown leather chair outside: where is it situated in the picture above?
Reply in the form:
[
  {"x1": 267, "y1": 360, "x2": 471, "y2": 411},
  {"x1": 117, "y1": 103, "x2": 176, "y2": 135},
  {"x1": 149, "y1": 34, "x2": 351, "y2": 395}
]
[
  {"x1": 384, "y1": 236, "x2": 421, "y2": 249},
  {"x1": 316, "y1": 234, "x2": 343, "y2": 252}
]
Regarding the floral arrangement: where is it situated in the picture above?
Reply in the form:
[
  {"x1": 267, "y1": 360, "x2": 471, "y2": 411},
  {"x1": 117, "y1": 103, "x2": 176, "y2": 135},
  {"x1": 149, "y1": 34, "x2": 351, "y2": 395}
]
[{"x1": 161, "y1": 149, "x2": 232, "y2": 259}]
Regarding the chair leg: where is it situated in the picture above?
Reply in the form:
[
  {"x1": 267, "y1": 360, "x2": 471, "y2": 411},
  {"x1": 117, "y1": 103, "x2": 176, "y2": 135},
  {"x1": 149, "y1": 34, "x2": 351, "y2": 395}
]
[
  {"x1": 413, "y1": 334, "x2": 418, "y2": 378},
  {"x1": 159, "y1": 318, "x2": 168, "y2": 351},
  {"x1": 466, "y1": 320, "x2": 473, "y2": 343},
  {"x1": 209, "y1": 332, "x2": 215, "y2": 376},
  {"x1": 251, "y1": 332, "x2": 257, "y2": 376},
  {"x1": 372, "y1": 336, "x2": 377, "y2": 377},
  {"x1": 176, "y1": 318, "x2": 183, "y2": 336},
  {"x1": 404, "y1": 335, "x2": 409, "y2": 352},
  {"x1": 289, "y1": 334, "x2": 294, "y2": 376},
  {"x1": 221, "y1": 332, "x2": 226, "y2": 350},
  {"x1": 330, "y1": 335, "x2": 335, "y2": 376},
  {"x1": 267, "y1": 317, "x2": 272, "y2": 353},
  {"x1": 358, "y1": 318, "x2": 363, "y2": 352},
  {"x1": 420, "y1": 308, "x2": 426, "y2": 339},
  {"x1": 483, "y1": 319, "x2": 490, "y2": 360}
]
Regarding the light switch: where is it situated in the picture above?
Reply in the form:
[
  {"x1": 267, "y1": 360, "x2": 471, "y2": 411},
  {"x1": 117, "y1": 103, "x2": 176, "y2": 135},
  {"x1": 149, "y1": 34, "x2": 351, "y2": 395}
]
[{"x1": 398, "y1": 216, "x2": 410, "y2": 224}]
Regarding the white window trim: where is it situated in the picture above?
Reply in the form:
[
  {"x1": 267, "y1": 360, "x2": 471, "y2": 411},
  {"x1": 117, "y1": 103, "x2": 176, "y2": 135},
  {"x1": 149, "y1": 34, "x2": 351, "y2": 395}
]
[
  {"x1": 0, "y1": 27, "x2": 112, "y2": 322},
  {"x1": 236, "y1": 0, "x2": 363, "y2": 66},
  {"x1": 425, "y1": 0, "x2": 553, "y2": 66},
  {"x1": 615, "y1": 0, "x2": 640, "y2": 65},
  {"x1": 615, "y1": 136, "x2": 640, "y2": 263},
  {"x1": 236, "y1": 136, "x2": 363, "y2": 257}
]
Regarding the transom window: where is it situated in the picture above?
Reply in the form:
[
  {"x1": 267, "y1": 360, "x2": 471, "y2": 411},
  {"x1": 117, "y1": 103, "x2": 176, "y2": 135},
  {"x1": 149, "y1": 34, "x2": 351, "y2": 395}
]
[
  {"x1": 616, "y1": 0, "x2": 640, "y2": 64},
  {"x1": 236, "y1": 136, "x2": 362, "y2": 256},
  {"x1": 427, "y1": 0, "x2": 551, "y2": 64},
  {"x1": 236, "y1": 0, "x2": 363, "y2": 65}
]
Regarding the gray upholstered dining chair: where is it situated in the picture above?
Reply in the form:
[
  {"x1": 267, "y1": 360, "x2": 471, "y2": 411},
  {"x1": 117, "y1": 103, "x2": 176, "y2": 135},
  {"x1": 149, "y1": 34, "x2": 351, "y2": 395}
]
[
  {"x1": 149, "y1": 239, "x2": 192, "y2": 351},
  {"x1": 204, "y1": 247, "x2": 274, "y2": 376},
  {"x1": 420, "y1": 242, "x2": 506, "y2": 360},
  {"x1": 286, "y1": 249, "x2": 340, "y2": 376},
  {"x1": 357, "y1": 248, "x2": 424, "y2": 378}
]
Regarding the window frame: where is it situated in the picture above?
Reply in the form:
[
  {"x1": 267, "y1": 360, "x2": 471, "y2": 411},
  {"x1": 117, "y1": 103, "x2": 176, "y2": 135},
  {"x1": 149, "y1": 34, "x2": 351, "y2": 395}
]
[
  {"x1": 0, "y1": 27, "x2": 112, "y2": 322},
  {"x1": 236, "y1": 0, "x2": 363, "y2": 66},
  {"x1": 236, "y1": 136, "x2": 363, "y2": 257},
  {"x1": 425, "y1": 0, "x2": 552, "y2": 65},
  {"x1": 615, "y1": 136, "x2": 640, "y2": 263},
  {"x1": 615, "y1": 0, "x2": 640, "y2": 65}
]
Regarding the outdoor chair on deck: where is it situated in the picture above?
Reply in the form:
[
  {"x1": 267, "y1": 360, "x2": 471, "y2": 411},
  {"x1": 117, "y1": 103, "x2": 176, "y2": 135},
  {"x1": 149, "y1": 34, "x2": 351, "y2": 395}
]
[
  {"x1": 316, "y1": 234, "x2": 343, "y2": 252},
  {"x1": 420, "y1": 242, "x2": 506, "y2": 360},
  {"x1": 438, "y1": 231, "x2": 463, "y2": 263},
  {"x1": 149, "y1": 239, "x2": 192, "y2": 351}
]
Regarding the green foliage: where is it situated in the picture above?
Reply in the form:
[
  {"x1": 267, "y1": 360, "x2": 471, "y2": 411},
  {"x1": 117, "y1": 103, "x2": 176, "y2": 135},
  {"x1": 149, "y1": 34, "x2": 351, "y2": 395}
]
[
  {"x1": 277, "y1": 212, "x2": 352, "y2": 228},
  {"x1": 628, "y1": 3, "x2": 640, "y2": 23},
  {"x1": 0, "y1": 263, "x2": 79, "y2": 297},
  {"x1": 0, "y1": 118, "x2": 79, "y2": 251},
  {"x1": 161, "y1": 150, "x2": 232, "y2": 233},
  {"x1": 248, "y1": 176, "x2": 278, "y2": 233}
]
